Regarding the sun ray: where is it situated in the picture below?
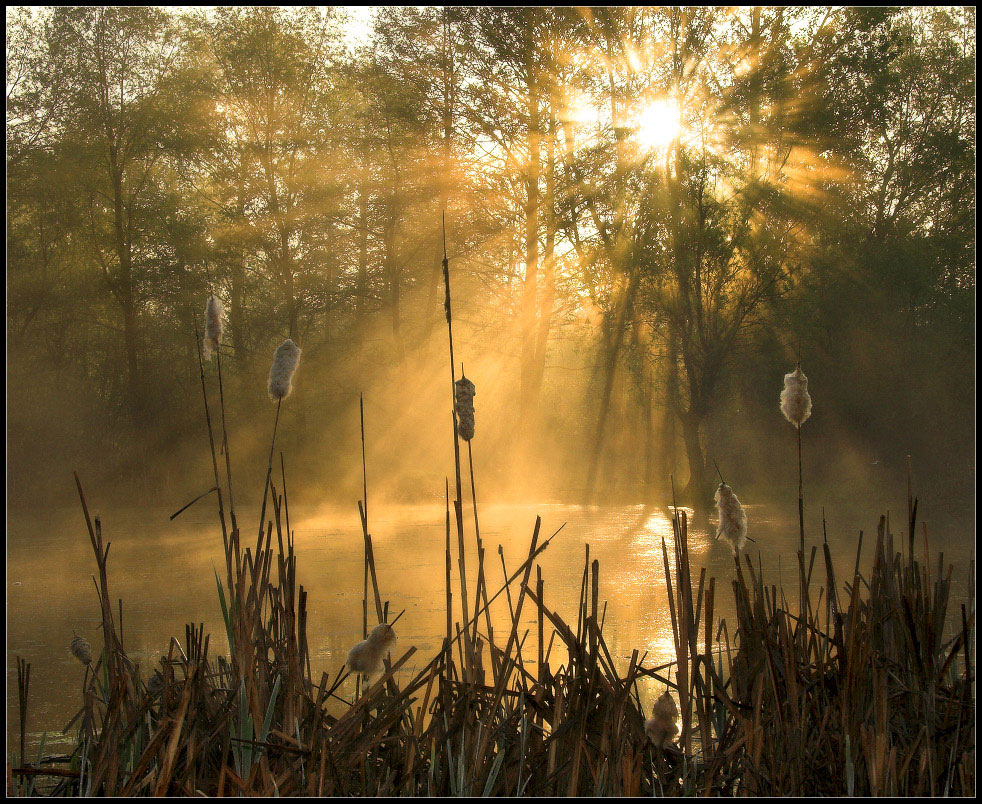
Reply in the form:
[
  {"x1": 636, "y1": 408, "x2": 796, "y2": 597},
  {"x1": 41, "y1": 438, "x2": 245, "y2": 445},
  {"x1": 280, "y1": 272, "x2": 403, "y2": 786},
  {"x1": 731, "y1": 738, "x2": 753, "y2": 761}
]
[{"x1": 633, "y1": 98, "x2": 682, "y2": 153}]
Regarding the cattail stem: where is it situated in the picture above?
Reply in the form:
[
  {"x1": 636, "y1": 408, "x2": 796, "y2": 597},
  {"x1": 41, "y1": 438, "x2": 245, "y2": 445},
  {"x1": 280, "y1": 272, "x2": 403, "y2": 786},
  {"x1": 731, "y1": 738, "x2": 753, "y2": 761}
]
[
  {"x1": 467, "y1": 439, "x2": 484, "y2": 645},
  {"x1": 442, "y1": 212, "x2": 471, "y2": 659},
  {"x1": 257, "y1": 399, "x2": 282, "y2": 552},
  {"x1": 169, "y1": 486, "x2": 218, "y2": 521},
  {"x1": 215, "y1": 342, "x2": 237, "y2": 532},
  {"x1": 444, "y1": 478, "x2": 453, "y2": 646},
  {"x1": 797, "y1": 423, "x2": 806, "y2": 633},
  {"x1": 361, "y1": 393, "x2": 369, "y2": 642},
  {"x1": 797, "y1": 424, "x2": 804, "y2": 551},
  {"x1": 193, "y1": 323, "x2": 230, "y2": 581},
  {"x1": 17, "y1": 656, "x2": 29, "y2": 777}
]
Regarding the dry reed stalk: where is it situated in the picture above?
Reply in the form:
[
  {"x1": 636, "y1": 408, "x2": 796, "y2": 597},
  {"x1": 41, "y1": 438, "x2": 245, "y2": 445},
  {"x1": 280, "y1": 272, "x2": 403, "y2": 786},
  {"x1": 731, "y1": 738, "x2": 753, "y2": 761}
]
[
  {"x1": 193, "y1": 322, "x2": 230, "y2": 579},
  {"x1": 441, "y1": 214, "x2": 473, "y2": 677},
  {"x1": 214, "y1": 316, "x2": 237, "y2": 533},
  {"x1": 46, "y1": 432, "x2": 974, "y2": 799}
]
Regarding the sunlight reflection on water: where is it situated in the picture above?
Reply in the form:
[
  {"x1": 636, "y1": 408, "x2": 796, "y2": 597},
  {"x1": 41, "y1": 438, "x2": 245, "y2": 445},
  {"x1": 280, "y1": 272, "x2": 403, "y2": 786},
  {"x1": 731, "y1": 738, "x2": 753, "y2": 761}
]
[{"x1": 6, "y1": 499, "x2": 974, "y2": 755}]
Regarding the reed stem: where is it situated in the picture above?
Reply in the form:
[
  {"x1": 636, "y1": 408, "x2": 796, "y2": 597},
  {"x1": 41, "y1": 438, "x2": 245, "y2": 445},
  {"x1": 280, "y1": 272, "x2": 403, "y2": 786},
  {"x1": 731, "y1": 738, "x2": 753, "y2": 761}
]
[
  {"x1": 257, "y1": 399, "x2": 282, "y2": 553},
  {"x1": 194, "y1": 322, "x2": 230, "y2": 582},
  {"x1": 215, "y1": 341, "x2": 237, "y2": 532}
]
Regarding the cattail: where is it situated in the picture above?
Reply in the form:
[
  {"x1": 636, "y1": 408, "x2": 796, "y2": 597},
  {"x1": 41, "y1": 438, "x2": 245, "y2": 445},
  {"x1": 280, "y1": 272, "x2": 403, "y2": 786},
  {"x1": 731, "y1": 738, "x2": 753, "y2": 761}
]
[
  {"x1": 780, "y1": 364, "x2": 812, "y2": 427},
  {"x1": 267, "y1": 339, "x2": 301, "y2": 402},
  {"x1": 454, "y1": 375, "x2": 476, "y2": 441},
  {"x1": 715, "y1": 482, "x2": 748, "y2": 556},
  {"x1": 69, "y1": 633, "x2": 92, "y2": 666},
  {"x1": 345, "y1": 623, "x2": 397, "y2": 678},
  {"x1": 782, "y1": 362, "x2": 811, "y2": 557},
  {"x1": 644, "y1": 690, "x2": 679, "y2": 747},
  {"x1": 146, "y1": 671, "x2": 164, "y2": 699},
  {"x1": 203, "y1": 294, "x2": 224, "y2": 360}
]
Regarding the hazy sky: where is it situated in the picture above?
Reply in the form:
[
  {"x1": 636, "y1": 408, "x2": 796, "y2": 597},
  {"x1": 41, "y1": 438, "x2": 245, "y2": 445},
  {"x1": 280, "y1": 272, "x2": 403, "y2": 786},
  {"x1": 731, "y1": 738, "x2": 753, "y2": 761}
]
[
  {"x1": 342, "y1": 5, "x2": 376, "y2": 48},
  {"x1": 181, "y1": 6, "x2": 377, "y2": 48}
]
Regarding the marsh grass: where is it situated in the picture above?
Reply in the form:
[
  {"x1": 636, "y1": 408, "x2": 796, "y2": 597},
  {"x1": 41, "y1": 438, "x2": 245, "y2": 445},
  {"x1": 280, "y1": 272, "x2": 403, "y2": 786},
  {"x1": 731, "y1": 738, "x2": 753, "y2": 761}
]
[
  {"x1": 9, "y1": 256, "x2": 975, "y2": 797},
  {"x1": 11, "y1": 454, "x2": 975, "y2": 796}
]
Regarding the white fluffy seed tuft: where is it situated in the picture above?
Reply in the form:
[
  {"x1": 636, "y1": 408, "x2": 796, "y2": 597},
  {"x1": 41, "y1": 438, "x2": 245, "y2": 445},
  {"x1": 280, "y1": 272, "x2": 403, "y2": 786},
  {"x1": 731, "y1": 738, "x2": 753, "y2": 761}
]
[
  {"x1": 267, "y1": 339, "x2": 301, "y2": 402},
  {"x1": 345, "y1": 623, "x2": 397, "y2": 678},
  {"x1": 644, "y1": 690, "x2": 679, "y2": 747},
  {"x1": 780, "y1": 365, "x2": 812, "y2": 427},
  {"x1": 454, "y1": 376, "x2": 476, "y2": 441},
  {"x1": 70, "y1": 633, "x2": 92, "y2": 666},
  {"x1": 715, "y1": 482, "x2": 748, "y2": 556},
  {"x1": 203, "y1": 295, "x2": 224, "y2": 361}
]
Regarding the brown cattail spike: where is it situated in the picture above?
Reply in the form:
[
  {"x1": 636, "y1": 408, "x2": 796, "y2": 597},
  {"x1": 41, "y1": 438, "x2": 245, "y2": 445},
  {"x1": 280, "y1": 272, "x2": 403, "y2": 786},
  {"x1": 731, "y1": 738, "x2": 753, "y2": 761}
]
[{"x1": 454, "y1": 375, "x2": 476, "y2": 441}]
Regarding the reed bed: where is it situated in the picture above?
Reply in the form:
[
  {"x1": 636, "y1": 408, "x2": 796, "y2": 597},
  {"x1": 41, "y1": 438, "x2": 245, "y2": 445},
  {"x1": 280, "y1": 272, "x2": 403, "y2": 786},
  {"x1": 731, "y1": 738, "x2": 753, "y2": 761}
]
[
  {"x1": 9, "y1": 265, "x2": 974, "y2": 797},
  {"x1": 10, "y1": 466, "x2": 974, "y2": 796}
]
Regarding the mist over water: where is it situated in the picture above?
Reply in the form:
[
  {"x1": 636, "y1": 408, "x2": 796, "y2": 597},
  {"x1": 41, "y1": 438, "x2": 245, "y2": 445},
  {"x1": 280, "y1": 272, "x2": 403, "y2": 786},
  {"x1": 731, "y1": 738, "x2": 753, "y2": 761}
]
[{"x1": 7, "y1": 492, "x2": 974, "y2": 756}]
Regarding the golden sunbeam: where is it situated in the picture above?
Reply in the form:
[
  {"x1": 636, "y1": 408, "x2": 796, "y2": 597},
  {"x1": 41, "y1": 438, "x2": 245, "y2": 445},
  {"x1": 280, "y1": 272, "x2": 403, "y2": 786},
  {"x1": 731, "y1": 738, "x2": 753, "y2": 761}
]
[{"x1": 633, "y1": 98, "x2": 682, "y2": 152}]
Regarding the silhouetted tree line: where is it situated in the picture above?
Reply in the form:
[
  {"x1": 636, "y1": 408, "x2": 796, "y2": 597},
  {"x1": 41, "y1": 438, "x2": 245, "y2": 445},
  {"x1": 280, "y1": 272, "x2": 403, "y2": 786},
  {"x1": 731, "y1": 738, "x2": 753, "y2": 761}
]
[{"x1": 6, "y1": 7, "x2": 975, "y2": 503}]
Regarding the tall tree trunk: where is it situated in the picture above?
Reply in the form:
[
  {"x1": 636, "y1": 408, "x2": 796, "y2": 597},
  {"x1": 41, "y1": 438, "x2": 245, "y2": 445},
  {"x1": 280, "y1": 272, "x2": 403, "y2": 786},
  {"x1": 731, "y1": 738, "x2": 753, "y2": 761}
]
[
  {"x1": 584, "y1": 266, "x2": 641, "y2": 497},
  {"x1": 519, "y1": 38, "x2": 541, "y2": 420},
  {"x1": 749, "y1": 6, "x2": 762, "y2": 178},
  {"x1": 357, "y1": 153, "x2": 370, "y2": 316},
  {"x1": 111, "y1": 166, "x2": 140, "y2": 409},
  {"x1": 418, "y1": 6, "x2": 455, "y2": 362},
  {"x1": 281, "y1": 239, "x2": 297, "y2": 338},
  {"x1": 383, "y1": 200, "x2": 401, "y2": 352},
  {"x1": 632, "y1": 321, "x2": 657, "y2": 500},
  {"x1": 680, "y1": 410, "x2": 709, "y2": 504},
  {"x1": 528, "y1": 77, "x2": 558, "y2": 412},
  {"x1": 659, "y1": 335, "x2": 680, "y2": 491},
  {"x1": 230, "y1": 175, "x2": 247, "y2": 366},
  {"x1": 583, "y1": 45, "x2": 636, "y2": 498}
]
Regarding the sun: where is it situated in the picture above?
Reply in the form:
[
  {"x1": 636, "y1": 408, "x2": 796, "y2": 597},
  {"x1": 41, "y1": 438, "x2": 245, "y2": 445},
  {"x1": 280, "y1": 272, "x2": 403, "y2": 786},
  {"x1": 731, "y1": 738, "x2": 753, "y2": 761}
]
[{"x1": 633, "y1": 98, "x2": 682, "y2": 152}]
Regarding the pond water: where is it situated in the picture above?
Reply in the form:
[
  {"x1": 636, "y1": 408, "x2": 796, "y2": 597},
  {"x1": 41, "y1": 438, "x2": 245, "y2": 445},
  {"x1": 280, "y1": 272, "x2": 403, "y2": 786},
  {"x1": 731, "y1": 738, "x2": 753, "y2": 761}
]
[{"x1": 6, "y1": 496, "x2": 974, "y2": 758}]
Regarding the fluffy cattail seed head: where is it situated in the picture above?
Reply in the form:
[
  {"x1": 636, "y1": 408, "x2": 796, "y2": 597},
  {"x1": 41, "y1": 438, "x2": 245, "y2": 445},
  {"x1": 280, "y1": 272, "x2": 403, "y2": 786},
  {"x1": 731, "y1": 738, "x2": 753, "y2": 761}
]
[
  {"x1": 454, "y1": 376, "x2": 476, "y2": 441},
  {"x1": 645, "y1": 691, "x2": 679, "y2": 747},
  {"x1": 146, "y1": 671, "x2": 164, "y2": 699},
  {"x1": 715, "y1": 482, "x2": 748, "y2": 556},
  {"x1": 267, "y1": 339, "x2": 301, "y2": 402},
  {"x1": 203, "y1": 295, "x2": 224, "y2": 360},
  {"x1": 70, "y1": 633, "x2": 92, "y2": 666},
  {"x1": 345, "y1": 623, "x2": 397, "y2": 677},
  {"x1": 780, "y1": 365, "x2": 812, "y2": 427}
]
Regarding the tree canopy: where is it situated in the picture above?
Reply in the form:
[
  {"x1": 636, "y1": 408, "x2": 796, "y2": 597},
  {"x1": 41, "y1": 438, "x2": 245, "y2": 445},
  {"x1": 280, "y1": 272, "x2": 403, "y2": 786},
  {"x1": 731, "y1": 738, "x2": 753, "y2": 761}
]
[{"x1": 6, "y1": 6, "x2": 975, "y2": 507}]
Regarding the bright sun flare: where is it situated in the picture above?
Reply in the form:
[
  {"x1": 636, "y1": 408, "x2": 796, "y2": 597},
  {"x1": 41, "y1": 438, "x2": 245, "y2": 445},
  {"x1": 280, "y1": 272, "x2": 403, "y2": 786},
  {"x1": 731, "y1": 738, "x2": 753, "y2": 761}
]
[{"x1": 634, "y1": 99, "x2": 682, "y2": 152}]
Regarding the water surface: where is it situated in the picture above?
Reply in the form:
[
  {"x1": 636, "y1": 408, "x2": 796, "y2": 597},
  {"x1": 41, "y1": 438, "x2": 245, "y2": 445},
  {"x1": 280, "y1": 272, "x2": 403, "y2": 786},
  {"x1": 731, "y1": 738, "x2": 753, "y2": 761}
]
[{"x1": 6, "y1": 498, "x2": 973, "y2": 757}]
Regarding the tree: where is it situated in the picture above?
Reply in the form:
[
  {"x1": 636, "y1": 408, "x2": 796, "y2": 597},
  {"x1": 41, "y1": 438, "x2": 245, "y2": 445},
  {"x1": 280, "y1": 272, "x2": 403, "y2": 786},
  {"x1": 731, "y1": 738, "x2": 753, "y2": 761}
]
[{"x1": 42, "y1": 7, "x2": 195, "y2": 407}]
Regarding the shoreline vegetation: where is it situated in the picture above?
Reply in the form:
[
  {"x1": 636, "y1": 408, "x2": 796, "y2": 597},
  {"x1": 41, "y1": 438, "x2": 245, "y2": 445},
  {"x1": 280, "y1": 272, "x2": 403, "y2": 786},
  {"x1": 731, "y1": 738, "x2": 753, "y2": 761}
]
[
  {"x1": 8, "y1": 271, "x2": 976, "y2": 797},
  {"x1": 9, "y1": 470, "x2": 975, "y2": 796}
]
